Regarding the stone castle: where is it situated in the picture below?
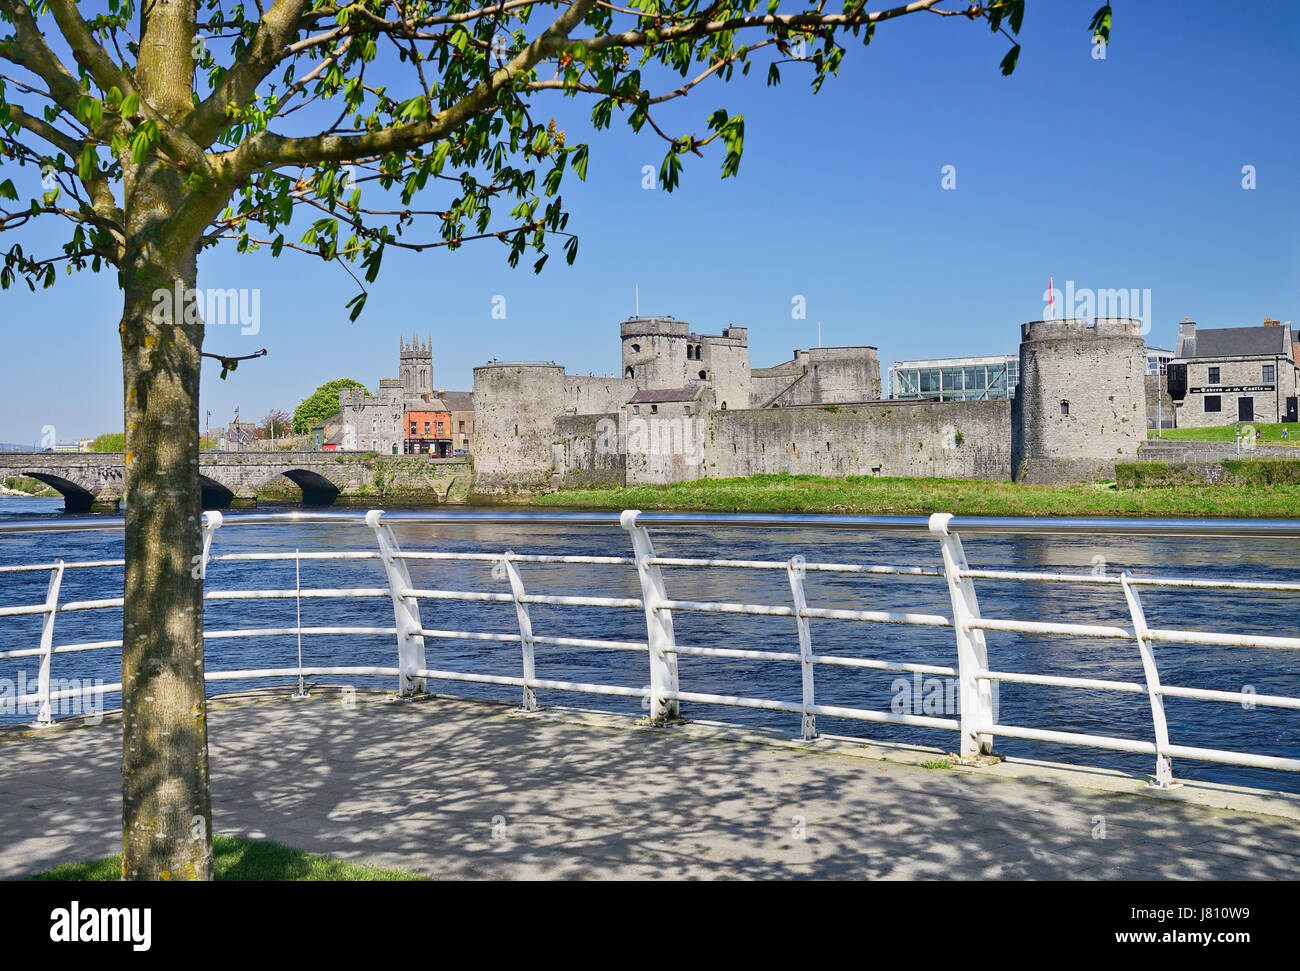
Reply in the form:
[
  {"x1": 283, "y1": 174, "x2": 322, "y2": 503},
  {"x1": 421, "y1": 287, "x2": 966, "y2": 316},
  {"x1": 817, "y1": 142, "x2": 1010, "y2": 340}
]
[{"x1": 470, "y1": 315, "x2": 1147, "y2": 493}]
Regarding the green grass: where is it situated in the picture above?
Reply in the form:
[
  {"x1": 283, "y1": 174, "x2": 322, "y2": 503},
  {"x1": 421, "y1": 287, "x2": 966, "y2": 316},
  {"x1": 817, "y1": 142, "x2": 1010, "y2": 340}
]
[
  {"x1": 26, "y1": 834, "x2": 428, "y2": 881},
  {"x1": 533, "y1": 472, "x2": 1300, "y2": 519},
  {"x1": 1149, "y1": 422, "x2": 1300, "y2": 443},
  {"x1": 921, "y1": 760, "x2": 953, "y2": 770},
  {"x1": 2, "y1": 476, "x2": 58, "y2": 496}
]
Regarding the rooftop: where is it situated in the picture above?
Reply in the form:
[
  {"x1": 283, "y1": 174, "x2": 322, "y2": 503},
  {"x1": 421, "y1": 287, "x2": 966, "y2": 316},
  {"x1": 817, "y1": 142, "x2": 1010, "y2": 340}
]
[{"x1": 1178, "y1": 324, "x2": 1293, "y2": 360}]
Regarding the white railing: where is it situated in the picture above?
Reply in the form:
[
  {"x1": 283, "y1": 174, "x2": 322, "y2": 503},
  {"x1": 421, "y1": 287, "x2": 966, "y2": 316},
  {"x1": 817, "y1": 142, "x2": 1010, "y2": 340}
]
[{"x1": 2, "y1": 508, "x2": 1299, "y2": 790}]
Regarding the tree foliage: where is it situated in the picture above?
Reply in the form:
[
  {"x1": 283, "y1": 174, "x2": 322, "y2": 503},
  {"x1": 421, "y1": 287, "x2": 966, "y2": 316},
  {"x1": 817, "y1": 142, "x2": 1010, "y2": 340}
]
[
  {"x1": 0, "y1": 1, "x2": 1113, "y2": 310},
  {"x1": 293, "y1": 377, "x2": 368, "y2": 433},
  {"x1": 89, "y1": 432, "x2": 126, "y2": 452}
]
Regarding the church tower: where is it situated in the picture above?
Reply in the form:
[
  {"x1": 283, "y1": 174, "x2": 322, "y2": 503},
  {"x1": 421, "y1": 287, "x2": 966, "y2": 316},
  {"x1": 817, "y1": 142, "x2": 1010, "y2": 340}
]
[{"x1": 400, "y1": 333, "x2": 433, "y2": 396}]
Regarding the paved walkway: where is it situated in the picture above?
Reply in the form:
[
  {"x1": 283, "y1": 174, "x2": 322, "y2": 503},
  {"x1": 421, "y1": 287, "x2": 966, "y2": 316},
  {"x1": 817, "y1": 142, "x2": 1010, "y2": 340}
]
[{"x1": 2, "y1": 689, "x2": 1299, "y2": 879}]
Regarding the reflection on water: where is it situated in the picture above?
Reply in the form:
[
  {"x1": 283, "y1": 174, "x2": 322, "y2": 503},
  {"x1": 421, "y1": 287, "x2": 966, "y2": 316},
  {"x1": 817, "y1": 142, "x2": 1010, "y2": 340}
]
[{"x1": 1, "y1": 495, "x2": 1297, "y2": 793}]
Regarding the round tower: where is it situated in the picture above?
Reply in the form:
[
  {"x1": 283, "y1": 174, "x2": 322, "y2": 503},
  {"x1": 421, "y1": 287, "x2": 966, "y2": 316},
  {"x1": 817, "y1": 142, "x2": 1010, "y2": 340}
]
[
  {"x1": 1012, "y1": 317, "x2": 1146, "y2": 483},
  {"x1": 620, "y1": 317, "x2": 689, "y2": 388},
  {"x1": 472, "y1": 362, "x2": 567, "y2": 494}
]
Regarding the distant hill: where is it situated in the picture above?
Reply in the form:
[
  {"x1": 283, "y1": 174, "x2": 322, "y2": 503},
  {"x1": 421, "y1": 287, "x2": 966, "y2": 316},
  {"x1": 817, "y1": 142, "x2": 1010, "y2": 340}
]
[{"x1": 0, "y1": 443, "x2": 42, "y2": 452}]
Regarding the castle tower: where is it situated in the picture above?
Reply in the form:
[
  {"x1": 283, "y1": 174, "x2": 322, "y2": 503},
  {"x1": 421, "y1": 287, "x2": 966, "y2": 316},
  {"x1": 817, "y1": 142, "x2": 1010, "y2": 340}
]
[
  {"x1": 1012, "y1": 317, "x2": 1146, "y2": 483},
  {"x1": 400, "y1": 333, "x2": 433, "y2": 396},
  {"x1": 620, "y1": 317, "x2": 689, "y2": 389}
]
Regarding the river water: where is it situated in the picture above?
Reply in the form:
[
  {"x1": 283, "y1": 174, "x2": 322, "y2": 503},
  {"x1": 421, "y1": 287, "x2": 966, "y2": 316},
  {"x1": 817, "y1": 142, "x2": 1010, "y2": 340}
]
[{"x1": 1, "y1": 495, "x2": 1297, "y2": 793}]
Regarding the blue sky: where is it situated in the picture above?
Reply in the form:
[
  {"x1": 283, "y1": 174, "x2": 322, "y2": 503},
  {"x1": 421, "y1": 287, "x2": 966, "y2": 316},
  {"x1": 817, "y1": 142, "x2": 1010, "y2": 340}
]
[{"x1": 2, "y1": 0, "x2": 1297, "y2": 443}]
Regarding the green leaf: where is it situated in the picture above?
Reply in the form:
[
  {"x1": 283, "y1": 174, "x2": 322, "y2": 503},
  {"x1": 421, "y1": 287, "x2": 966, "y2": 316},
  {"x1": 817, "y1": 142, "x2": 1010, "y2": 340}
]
[
  {"x1": 77, "y1": 144, "x2": 95, "y2": 181},
  {"x1": 1000, "y1": 44, "x2": 1021, "y2": 76},
  {"x1": 0, "y1": 179, "x2": 17, "y2": 201},
  {"x1": 346, "y1": 291, "x2": 368, "y2": 322},
  {"x1": 1090, "y1": 5, "x2": 1112, "y2": 44}
]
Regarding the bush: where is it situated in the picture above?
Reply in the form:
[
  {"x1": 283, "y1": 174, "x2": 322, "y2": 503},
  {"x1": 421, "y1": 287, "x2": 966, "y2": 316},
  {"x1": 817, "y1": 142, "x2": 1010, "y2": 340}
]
[
  {"x1": 293, "y1": 379, "x2": 369, "y2": 434},
  {"x1": 89, "y1": 432, "x2": 125, "y2": 452},
  {"x1": 1118, "y1": 459, "x2": 1300, "y2": 488}
]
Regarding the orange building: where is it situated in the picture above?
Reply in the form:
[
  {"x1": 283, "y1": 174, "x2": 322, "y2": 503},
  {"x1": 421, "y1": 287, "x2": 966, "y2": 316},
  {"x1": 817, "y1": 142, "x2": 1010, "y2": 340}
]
[{"x1": 404, "y1": 398, "x2": 452, "y2": 456}]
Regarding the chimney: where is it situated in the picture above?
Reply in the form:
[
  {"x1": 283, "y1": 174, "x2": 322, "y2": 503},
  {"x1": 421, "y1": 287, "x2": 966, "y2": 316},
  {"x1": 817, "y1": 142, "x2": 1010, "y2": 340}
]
[
  {"x1": 1264, "y1": 317, "x2": 1280, "y2": 326},
  {"x1": 1177, "y1": 318, "x2": 1197, "y2": 357}
]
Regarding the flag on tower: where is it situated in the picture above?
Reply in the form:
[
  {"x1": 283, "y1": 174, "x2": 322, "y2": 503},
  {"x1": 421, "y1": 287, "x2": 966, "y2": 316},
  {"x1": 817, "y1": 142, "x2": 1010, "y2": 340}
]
[{"x1": 1048, "y1": 277, "x2": 1054, "y2": 315}]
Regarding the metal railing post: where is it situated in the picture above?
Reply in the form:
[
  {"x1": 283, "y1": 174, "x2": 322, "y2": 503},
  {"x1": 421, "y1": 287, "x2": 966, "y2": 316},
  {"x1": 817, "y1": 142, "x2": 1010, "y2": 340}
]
[
  {"x1": 33, "y1": 559, "x2": 65, "y2": 726},
  {"x1": 929, "y1": 513, "x2": 995, "y2": 761},
  {"x1": 498, "y1": 552, "x2": 539, "y2": 711},
  {"x1": 199, "y1": 510, "x2": 223, "y2": 579},
  {"x1": 1121, "y1": 571, "x2": 1178, "y2": 789},
  {"x1": 366, "y1": 510, "x2": 427, "y2": 696},
  {"x1": 621, "y1": 510, "x2": 679, "y2": 722},
  {"x1": 293, "y1": 548, "x2": 308, "y2": 699},
  {"x1": 787, "y1": 555, "x2": 816, "y2": 740}
]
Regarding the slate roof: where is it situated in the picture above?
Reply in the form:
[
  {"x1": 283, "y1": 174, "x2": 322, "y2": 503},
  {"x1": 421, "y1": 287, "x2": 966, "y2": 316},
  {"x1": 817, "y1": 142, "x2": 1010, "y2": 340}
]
[
  {"x1": 441, "y1": 391, "x2": 475, "y2": 411},
  {"x1": 1179, "y1": 325, "x2": 1290, "y2": 359}
]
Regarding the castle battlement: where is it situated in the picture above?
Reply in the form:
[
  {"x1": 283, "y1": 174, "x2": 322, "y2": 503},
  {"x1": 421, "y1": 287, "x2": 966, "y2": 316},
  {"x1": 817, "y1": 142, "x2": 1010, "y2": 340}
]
[
  {"x1": 620, "y1": 317, "x2": 689, "y2": 339},
  {"x1": 1020, "y1": 317, "x2": 1145, "y2": 342}
]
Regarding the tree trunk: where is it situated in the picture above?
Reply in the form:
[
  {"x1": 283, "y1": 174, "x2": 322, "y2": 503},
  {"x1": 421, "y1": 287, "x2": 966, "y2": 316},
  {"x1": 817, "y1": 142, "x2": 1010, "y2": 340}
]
[{"x1": 119, "y1": 241, "x2": 213, "y2": 881}]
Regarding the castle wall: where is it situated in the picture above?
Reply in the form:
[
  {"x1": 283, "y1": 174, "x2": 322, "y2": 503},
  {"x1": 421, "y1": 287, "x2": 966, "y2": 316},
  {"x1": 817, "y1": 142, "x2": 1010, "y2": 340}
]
[
  {"x1": 749, "y1": 347, "x2": 880, "y2": 407},
  {"x1": 1012, "y1": 318, "x2": 1146, "y2": 483},
  {"x1": 706, "y1": 400, "x2": 1011, "y2": 481},
  {"x1": 1145, "y1": 374, "x2": 1175, "y2": 430},
  {"x1": 555, "y1": 414, "x2": 625, "y2": 490},
  {"x1": 626, "y1": 414, "x2": 710, "y2": 486},
  {"x1": 562, "y1": 376, "x2": 638, "y2": 416}
]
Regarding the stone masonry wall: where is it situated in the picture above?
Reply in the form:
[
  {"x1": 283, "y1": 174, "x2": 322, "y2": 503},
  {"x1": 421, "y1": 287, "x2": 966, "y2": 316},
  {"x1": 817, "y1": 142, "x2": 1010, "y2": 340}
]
[{"x1": 706, "y1": 400, "x2": 1011, "y2": 480}]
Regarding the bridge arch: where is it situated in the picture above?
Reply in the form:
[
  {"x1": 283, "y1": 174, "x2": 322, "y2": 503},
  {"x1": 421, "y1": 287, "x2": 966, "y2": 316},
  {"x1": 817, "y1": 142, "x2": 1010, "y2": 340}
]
[
  {"x1": 18, "y1": 472, "x2": 100, "y2": 513},
  {"x1": 256, "y1": 468, "x2": 342, "y2": 506},
  {"x1": 199, "y1": 475, "x2": 236, "y2": 510}
]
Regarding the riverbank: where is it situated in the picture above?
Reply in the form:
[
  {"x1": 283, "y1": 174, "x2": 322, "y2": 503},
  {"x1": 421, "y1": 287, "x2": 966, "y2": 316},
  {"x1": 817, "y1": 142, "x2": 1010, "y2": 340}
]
[{"x1": 532, "y1": 473, "x2": 1300, "y2": 518}]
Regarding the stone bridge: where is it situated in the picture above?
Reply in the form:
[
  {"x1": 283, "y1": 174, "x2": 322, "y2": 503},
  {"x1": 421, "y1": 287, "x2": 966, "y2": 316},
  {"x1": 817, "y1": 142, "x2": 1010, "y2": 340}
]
[{"x1": 0, "y1": 451, "x2": 473, "y2": 511}]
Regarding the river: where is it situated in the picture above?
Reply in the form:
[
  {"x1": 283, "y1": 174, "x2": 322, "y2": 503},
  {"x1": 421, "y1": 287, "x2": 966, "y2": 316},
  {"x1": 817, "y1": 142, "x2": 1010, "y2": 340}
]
[{"x1": 1, "y1": 494, "x2": 1297, "y2": 794}]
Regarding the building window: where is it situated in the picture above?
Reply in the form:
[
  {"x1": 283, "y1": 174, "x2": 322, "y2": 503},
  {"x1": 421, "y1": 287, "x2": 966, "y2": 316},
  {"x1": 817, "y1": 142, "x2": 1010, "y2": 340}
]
[
  {"x1": 698, "y1": 370, "x2": 707, "y2": 380},
  {"x1": 632, "y1": 405, "x2": 640, "y2": 415},
  {"x1": 1060, "y1": 400, "x2": 1070, "y2": 416},
  {"x1": 371, "y1": 419, "x2": 377, "y2": 432},
  {"x1": 625, "y1": 366, "x2": 634, "y2": 378},
  {"x1": 1208, "y1": 366, "x2": 1220, "y2": 384},
  {"x1": 1263, "y1": 364, "x2": 1275, "y2": 382},
  {"x1": 650, "y1": 404, "x2": 658, "y2": 414},
  {"x1": 1204, "y1": 395, "x2": 1222, "y2": 413},
  {"x1": 410, "y1": 422, "x2": 417, "y2": 436},
  {"x1": 459, "y1": 421, "x2": 465, "y2": 432},
  {"x1": 721, "y1": 401, "x2": 727, "y2": 410},
  {"x1": 684, "y1": 405, "x2": 691, "y2": 415},
  {"x1": 423, "y1": 421, "x2": 431, "y2": 435},
  {"x1": 631, "y1": 344, "x2": 640, "y2": 353}
]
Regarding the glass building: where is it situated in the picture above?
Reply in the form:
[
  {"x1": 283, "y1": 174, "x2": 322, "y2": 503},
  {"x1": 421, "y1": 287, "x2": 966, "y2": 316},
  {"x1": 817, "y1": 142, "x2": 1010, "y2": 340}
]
[
  {"x1": 1145, "y1": 346, "x2": 1173, "y2": 376},
  {"x1": 888, "y1": 355, "x2": 1020, "y2": 402}
]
